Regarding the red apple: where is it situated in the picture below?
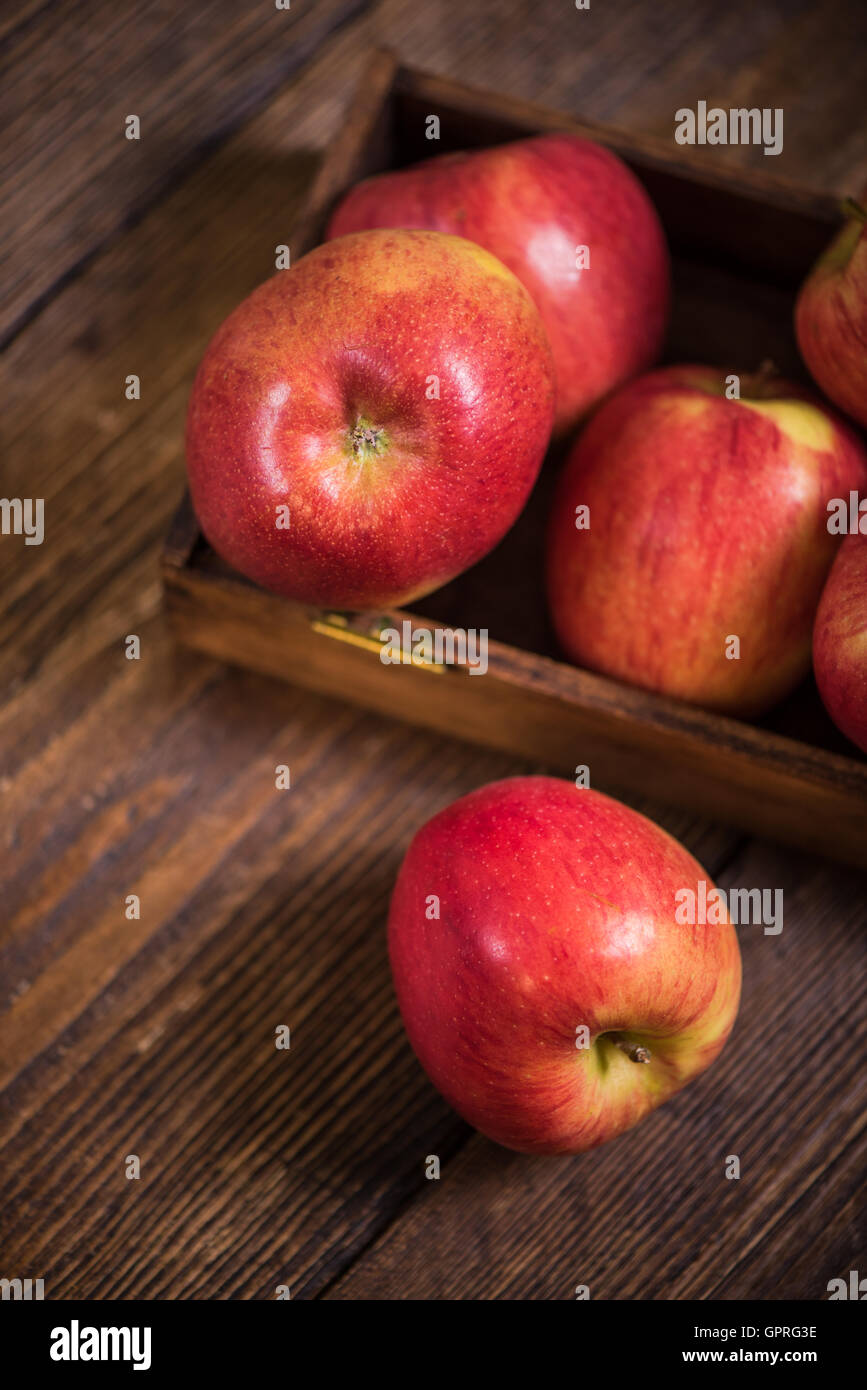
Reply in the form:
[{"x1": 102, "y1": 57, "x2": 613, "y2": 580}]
[
  {"x1": 388, "y1": 776, "x2": 741, "y2": 1155},
  {"x1": 546, "y1": 365, "x2": 867, "y2": 717},
  {"x1": 327, "y1": 134, "x2": 670, "y2": 435},
  {"x1": 186, "y1": 229, "x2": 554, "y2": 609},
  {"x1": 813, "y1": 529, "x2": 867, "y2": 753},
  {"x1": 795, "y1": 200, "x2": 867, "y2": 429}
]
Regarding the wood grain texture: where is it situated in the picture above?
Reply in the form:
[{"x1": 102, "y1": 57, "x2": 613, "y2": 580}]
[
  {"x1": 0, "y1": 0, "x2": 372, "y2": 345},
  {"x1": 1, "y1": 0, "x2": 865, "y2": 1301}
]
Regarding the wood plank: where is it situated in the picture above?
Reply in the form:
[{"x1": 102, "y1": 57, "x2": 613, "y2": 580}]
[
  {"x1": 0, "y1": 1, "x2": 52, "y2": 45},
  {"x1": 0, "y1": 0, "x2": 372, "y2": 343},
  {"x1": 613, "y1": 0, "x2": 867, "y2": 190},
  {"x1": 7, "y1": 0, "x2": 867, "y2": 348},
  {"x1": 324, "y1": 840, "x2": 867, "y2": 1300}
]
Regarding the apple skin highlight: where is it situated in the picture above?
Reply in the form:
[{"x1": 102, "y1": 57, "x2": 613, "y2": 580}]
[
  {"x1": 387, "y1": 777, "x2": 742, "y2": 1156},
  {"x1": 185, "y1": 229, "x2": 554, "y2": 611},
  {"x1": 327, "y1": 133, "x2": 670, "y2": 435},
  {"x1": 546, "y1": 364, "x2": 867, "y2": 717}
]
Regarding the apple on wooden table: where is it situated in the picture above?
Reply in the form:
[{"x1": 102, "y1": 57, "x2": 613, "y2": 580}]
[
  {"x1": 813, "y1": 529, "x2": 867, "y2": 754},
  {"x1": 795, "y1": 200, "x2": 867, "y2": 429},
  {"x1": 546, "y1": 364, "x2": 867, "y2": 717},
  {"x1": 186, "y1": 228, "x2": 555, "y2": 610},
  {"x1": 388, "y1": 776, "x2": 742, "y2": 1156},
  {"x1": 327, "y1": 134, "x2": 670, "y2": 435}
]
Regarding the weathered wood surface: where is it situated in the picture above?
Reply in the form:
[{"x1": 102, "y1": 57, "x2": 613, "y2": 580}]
[{"x1": 1, "y1": 0, "x2": 865, "y2": 1299}]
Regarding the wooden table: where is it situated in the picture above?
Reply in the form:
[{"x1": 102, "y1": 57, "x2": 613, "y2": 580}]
[{"x1": 2, "y1": 0, "x2": 865, "y2": 1301}]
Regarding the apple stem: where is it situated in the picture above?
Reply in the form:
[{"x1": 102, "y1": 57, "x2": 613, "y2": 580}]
[
  {"x1": 611, "y1": 1036, "x2": 652, "y2": 1064},
  {"x1": 739, "y1": 358, "x2": 778, "y2": 401},
  {"x1": 841, "y1": 198, "x2": 867, "y2": 225}
]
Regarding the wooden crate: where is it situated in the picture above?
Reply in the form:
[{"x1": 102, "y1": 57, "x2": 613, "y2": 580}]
[{"x1": 162, "y1": 49, "x2": 867, "y2": 867}]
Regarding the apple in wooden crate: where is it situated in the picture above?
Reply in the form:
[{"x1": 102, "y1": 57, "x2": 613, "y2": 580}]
[
  {"x1": 546, "y1": 365, "x2": 867, "y2": 717},
  {"x1": 388, "y1": 777, "x2": 741, "y2": 1155},
  {"x1": 186, "y1": 229, "x2": 554, "y2": 610},
  {"x1": 327, "y1": 134, "x2": 670, "y2": 435},
  {"x1": 796, "y1": 200, "x2": 867, "y2": 429},
  {"x1": 813, "y1": 529, "x2": 867, "y2": 753}
]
